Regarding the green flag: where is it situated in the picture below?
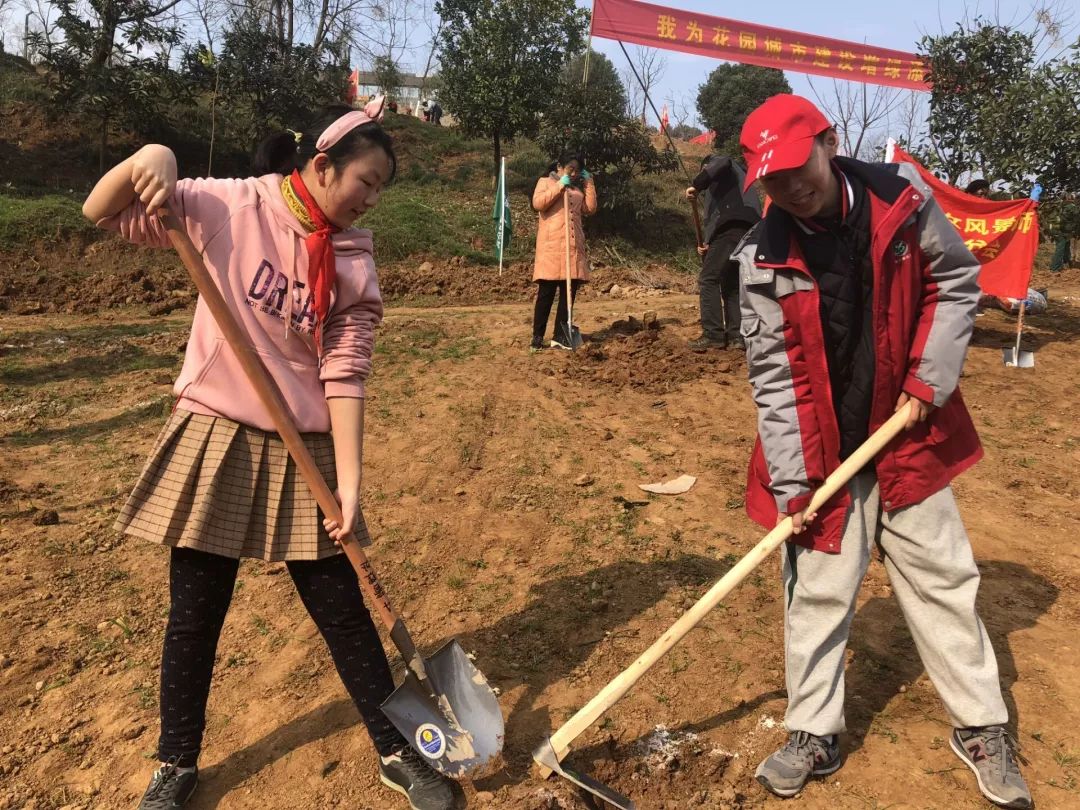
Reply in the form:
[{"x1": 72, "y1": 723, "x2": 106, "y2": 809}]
[{"x1": 492, "y1": 158, "x2": 511, "y2": 267}]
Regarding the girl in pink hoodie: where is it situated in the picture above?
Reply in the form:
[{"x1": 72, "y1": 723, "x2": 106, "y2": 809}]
[{"x1": 83, "y1": 101, "x2": 455, "y2": 810}]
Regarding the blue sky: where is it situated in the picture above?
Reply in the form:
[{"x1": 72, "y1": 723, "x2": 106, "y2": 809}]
[{"x1": 581, "y1": 0, "x2": 1067, "y2": 129}]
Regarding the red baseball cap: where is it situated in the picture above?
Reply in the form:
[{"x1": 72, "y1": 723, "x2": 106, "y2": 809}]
[{"x1": 740, "y1": 95, "x2": 831, "y2": 190}]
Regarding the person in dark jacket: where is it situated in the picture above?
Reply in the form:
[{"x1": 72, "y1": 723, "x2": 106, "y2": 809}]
[
  {"x1": 964, "y1": 177, "x2": 991, "y2": 198},
  {"x1": 735, "y1": 95, "x2": 1031, "y2": 810},
  {"x1": 685, "y1": 154, "x2": 762, "y2": 350}
]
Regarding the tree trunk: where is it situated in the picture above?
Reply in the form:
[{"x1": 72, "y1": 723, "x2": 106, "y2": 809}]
[
  {"x1": 88, "y1": 15, "x2": 118, "y2": 73},
  {"x1": 208, "y1": 67, "x2": 219, "y2": 176},
  {"x1": 493, "y1": 131, "x2": 502, "y2": 176},
  {"x1": 98, "y1": 114, "x2": 109, "y2": 176},
  {"x1": 311, "y1": 0, "x2": 331, "y2": 62},
  {"x1": 415, "y1": 20, "x2": 444, "y2": 114}
]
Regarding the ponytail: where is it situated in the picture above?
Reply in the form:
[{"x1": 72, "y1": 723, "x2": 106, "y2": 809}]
[{"x1": 253, "y1": 131, "x2": 302, "y2": 176}]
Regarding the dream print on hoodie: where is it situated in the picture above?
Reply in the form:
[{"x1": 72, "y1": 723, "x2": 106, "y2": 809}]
[{"x1": 246, "y1": 259, "x2": 319, "y2": 335}]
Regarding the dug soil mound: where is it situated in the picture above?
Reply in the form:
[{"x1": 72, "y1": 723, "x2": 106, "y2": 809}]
[
  {"x1": 555, "y1": 315, "x2": 738, "y2": 394},
  {"x1": 1, "y1": 241, "x2": 696, "y2": 314}
]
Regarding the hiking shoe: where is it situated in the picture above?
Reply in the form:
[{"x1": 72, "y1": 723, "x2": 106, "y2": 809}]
[
  {"x1": 137, "y1": 761, "x2": 198, "y2": 810},
  {"x1": 689, "y1": 335, "x2": 727, "y2": 352},
  {"x1": 379, "y1": 747, "x2": 456, "y2": 810},
  {"x1": 727, "y1": 334, "x2": 746, "y2": 351},
  {"x1": 755, "y1": 731, "x2": 841, "y2": 798},
  {"x1": 530, "y1": 335, "x2": 545, "y2": 351},
  {"x1": 951, "y1": 726, "x2": 1033, "y2": 809}
]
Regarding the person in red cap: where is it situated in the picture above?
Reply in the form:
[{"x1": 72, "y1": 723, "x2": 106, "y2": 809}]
[{"x1": 733, "y1": 94, "x2": 1031, "y2": 809}]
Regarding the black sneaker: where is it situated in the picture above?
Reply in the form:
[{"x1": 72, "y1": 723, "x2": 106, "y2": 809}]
[
  {"x1": 755, "y1": 731, "x2": 841, "y2": 798},
  {"x1": 688, "y1": 335, "x2": 727, "y2": 352},
  {"x1": 137, "y1": 761, "x2": 198, "y2": 810},
  {"x1": 951, "y1": 726, "x2": 1033, "y2": 809},
  {"x1": 530, "y1": 335, "x2": 545, "y2": 351},
  {"x1": 379, "y1": 747, "x2": 455, "y2": 810}
]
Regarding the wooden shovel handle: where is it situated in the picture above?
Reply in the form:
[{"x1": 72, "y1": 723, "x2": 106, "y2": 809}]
[
  {"x1": 158, "y1": 210, "x2": 398, "y2": 634},
  {"x1": 541, "y1": 401, "x2": 915, "y2": 767},
  {"x1": 689, "y1": 195, "x2": 705, "y2": 250},
  {"x1": 563, "y1": 186, "x2": 573, "y2": 325}
]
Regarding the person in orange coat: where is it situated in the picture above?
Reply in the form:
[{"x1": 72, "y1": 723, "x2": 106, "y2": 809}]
[{"x1": 530, "y1": 152, "x2": 598, "y2": 349}]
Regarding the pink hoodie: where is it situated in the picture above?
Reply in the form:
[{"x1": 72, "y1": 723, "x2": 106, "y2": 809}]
[{"x1": 100, "y1": 175, "x2": 383, "y2": 433}]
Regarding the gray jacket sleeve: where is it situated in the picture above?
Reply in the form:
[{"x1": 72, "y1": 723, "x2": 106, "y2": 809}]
[
  {"x1": 736, "y1": 241, "x2": 819, "y2": 514},
  {"x1": 896, "y1": 164, "x2": 982, "y2": 406}
]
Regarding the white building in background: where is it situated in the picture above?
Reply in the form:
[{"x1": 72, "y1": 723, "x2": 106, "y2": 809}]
[{"x1": 354, "y1": 71, "x2": 438, "y2": 109}]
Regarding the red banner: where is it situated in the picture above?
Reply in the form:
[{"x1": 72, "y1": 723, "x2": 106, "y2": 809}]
[
  {"x1": 891, "y1": 145, "x2": 1038, "y2": 299},
  {"x1": 591, "y1": 0, "x2": 930, "y2": 90}
]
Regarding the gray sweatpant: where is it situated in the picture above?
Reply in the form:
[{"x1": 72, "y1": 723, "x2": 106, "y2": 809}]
[{"x1": 782, "y1": 470, "x2": 1007, "y2": 736}]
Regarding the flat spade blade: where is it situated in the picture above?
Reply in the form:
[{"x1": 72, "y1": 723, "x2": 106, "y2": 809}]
[
  {"x1": 1002, "y1": 346, "x2": 1035, "y2": 367},
  {"x1": 382, "y1": 640, "x2": 504, "y2": 779},
  {"x1": 569, "y1": 324, "x2": 584, "y2": 351},
  {"x1": 532, "y1": 737, "x2": 635, "y2": 810}
]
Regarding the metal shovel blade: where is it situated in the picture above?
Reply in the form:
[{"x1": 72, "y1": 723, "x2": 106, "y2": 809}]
[
  {"x1": 381, "y1": 640, "x2": 504, "y2": 778},
  {"x1": 569, "y1": 325, "x2": 584, "y2": 350},
  {"x1": 1002, "y1": 347, "x2": 1035, "y2": 367},
  {"x1": 533, "y1": 737, "x2": 635, "y2": 810}
]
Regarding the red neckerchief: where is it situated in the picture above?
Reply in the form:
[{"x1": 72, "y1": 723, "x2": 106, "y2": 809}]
[{"x1": 288, "y1": 169, "x2": 339, "y2": 351}]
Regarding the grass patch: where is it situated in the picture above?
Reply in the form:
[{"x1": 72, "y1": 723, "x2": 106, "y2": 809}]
[
  {"x1": 374, "y1": 324, "x2": 488, "y2": 364},
  {"x1": 363, "y1": 187, "x2": 510, "y2": 266},
  {"x1": 132, "y1": 684, "x2": 156, "y2": 710},
  {"x1": 0, "y1": 191, "x2": 97, "y2": 249},
  {"x1": 0, "y1": 346, "x2": 178, "y2": 386}
]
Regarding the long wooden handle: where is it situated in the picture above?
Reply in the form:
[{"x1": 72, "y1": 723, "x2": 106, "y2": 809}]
[
  {"x1": 689, "y1": 196, "x2": 705, "y2": 249},
  {"x1": 563, "y1": 186, "x2": 573, "y2": 328},
  {"x1": 158, "y1": 210, "x2": 399, "y2": 635},
  {"x1": 544, "y1": 401, "x2": 914, "y2": 762}
]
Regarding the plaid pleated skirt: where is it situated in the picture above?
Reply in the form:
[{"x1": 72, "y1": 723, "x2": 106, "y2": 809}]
[{"x1": 115, "y1": 409, "x2": 371, "y2": 561}]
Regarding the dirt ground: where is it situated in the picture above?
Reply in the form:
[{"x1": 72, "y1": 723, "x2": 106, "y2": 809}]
[{"x1": 2, "y1": 270, "x2": 1080, "y2": 810}]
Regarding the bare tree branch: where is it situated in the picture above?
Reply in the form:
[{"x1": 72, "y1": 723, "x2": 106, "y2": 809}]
[{"x1": 808, "y1": 76, "x2": 907, "y2": 160}]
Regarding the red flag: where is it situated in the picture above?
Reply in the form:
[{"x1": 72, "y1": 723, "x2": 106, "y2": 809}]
[
  {"x1": 660, "y1": 104, "x2": 669, "y2": 132},
  {"x1": 591, "y1": 0, "x2": 929, "y2": 90},
  {"x1": 345, "y1": 68, "x2": 360, "y2": 104},
  {"x1": 690, "y1": 130, "x2": 714, "y2": 144},
  {"x1": 890, "y1": 145, "x2": 1038, "y2": 299}
]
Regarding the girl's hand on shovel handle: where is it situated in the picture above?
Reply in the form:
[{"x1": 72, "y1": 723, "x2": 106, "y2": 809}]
[
  {"x1": 131, "y1": 145, "x2": 177, "y2": 215},
  {"x1": 324, "y1": 487, "x2": 360, "y2": 544}
]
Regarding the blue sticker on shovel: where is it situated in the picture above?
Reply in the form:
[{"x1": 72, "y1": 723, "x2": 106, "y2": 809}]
[{"x1": 416, "y1": 724, "x2": 446, "y2": 759}]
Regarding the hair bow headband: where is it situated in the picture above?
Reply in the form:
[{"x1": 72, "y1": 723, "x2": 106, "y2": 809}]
[{"x1": 316, "y1": 96, "x2": 386, "y2": 152}]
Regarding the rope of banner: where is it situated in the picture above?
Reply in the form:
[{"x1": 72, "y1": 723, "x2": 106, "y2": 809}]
[{"x1": 615, "y1": 39, "x2": 692, "y2": 185}]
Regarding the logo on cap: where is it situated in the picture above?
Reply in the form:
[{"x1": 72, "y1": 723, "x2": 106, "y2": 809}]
[{"x1": 756, "y1": 129, "x2": 779, "y2": 149}]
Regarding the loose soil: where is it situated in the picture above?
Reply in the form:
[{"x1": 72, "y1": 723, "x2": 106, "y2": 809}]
[
  {"x1": 0, "y1": 237, "x2": 695, "y2": 316},
  {"x1": 1, "y1": 269, "x2": 1079, "y2": 810}
]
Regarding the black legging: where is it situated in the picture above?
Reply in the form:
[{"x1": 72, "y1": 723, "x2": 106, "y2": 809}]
[
  {"x1": 533, "y1": 279, "x2": 582, "y2": 339},
  {"x1": 158, "y1": 547, "x2": 405, "y2": 767}
]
